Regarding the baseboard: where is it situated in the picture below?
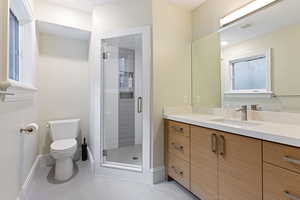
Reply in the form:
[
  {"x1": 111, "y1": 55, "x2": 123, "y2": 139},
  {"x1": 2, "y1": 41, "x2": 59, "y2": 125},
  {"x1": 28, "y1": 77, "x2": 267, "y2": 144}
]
[
  {"x1": 17, "y1": 155, "x2": 42, "y2": 200},
  {"x1": 95, "y1": 163, "x2": 165, "y2": 185},
  {"x1": 151, "y1": 166, "x2": 165, "y2": 184},
  {"x1": 87, "y1": 147, "x2": 95, "y2": 175},
  {"x1": 39, "y1": 153, "x2": 55, "y2": 167}
]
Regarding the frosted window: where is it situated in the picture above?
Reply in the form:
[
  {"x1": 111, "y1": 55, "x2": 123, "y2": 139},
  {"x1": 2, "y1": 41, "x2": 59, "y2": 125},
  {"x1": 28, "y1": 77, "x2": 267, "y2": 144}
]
[
  {"x1": 232, "y1": 56, "x2": 266, "y2": 90},
  {"x1": 9, "y1": 10, "x2": 20, "y2": 81}
]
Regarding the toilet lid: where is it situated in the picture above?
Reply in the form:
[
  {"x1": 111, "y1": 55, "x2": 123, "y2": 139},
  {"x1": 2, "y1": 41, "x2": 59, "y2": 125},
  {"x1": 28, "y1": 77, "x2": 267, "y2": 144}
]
[{"x1": 51, "y1": 139, "x2": 77, "y2": 151}]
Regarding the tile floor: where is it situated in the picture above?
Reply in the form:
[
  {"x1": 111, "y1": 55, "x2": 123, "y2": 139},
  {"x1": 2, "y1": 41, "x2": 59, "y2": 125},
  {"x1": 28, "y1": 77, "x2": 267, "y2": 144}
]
[
  {"x1": 29, "y1": 161, "x2": 199, "y2": 200},
  {"x1": 106, "y1": 144, "x2": 142, "y2": 166}
]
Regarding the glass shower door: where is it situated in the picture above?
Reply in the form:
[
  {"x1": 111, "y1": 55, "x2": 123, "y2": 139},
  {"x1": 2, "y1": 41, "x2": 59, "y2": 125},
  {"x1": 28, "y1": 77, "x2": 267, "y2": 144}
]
[{"x1": 101, "y1": 34, "x2": 143, "y2": 170}]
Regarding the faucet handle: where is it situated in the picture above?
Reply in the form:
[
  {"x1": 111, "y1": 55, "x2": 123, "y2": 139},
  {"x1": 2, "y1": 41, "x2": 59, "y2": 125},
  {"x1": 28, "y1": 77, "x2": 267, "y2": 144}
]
[
  {"x1": 236, "y1": 105, "x2": 247, "y2": 112},
  {"x1": 251, "y1": 104, "x2": 259, "y2": 111}
]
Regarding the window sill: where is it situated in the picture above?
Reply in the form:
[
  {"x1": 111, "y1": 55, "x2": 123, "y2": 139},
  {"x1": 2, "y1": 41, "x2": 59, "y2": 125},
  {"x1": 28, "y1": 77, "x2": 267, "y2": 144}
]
[
  {"x1": 0, "y1": 80, "x2": 37, "y2": 91},
  {"x1": 0, "y1": 80, "x2": 37, "y2": 102},
  {"x1": 224, "y1": 91, "x2": 273, "y2": 98}
]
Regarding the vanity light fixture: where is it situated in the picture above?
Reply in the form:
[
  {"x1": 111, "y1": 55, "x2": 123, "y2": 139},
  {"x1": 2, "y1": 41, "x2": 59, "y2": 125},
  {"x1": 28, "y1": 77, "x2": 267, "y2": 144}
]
[
  {"x1": 220, "y1": 0, "x2": 278, "y2": 27},
  {"x1": 221, "y1": 41, "x2": 229, "y2": 46}
]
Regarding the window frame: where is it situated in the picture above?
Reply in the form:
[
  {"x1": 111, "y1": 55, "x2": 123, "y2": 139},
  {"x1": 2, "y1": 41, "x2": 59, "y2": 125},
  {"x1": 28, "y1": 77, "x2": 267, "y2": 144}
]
[
  {"x1": 226, "y1": 48, "x2": 272, "y2": 94},
  {"x1": 9, "y1": 9, "x2": 20, "y2": 82},
  {"x1": 0, "y1": 0, "x2": 36, "y2": 93}
]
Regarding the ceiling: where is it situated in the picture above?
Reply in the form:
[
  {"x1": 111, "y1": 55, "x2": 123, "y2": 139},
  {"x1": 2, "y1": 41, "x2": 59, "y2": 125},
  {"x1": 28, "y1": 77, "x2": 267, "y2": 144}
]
[
  {"x1": 42, "y1": 0, "x2": 207, "y2": 13},
  {"x1": 42, "y1": 0, "x2": 94, "y2": 12},
  {"x1": 168, "y1": 0, "x2": 207, "y2": 10}
]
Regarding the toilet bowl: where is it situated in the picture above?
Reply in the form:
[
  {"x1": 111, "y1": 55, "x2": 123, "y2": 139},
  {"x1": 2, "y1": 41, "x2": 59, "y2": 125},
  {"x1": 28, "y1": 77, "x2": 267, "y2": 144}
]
[
  {"x1": 48, "y1": 119, "x2": 80, "y2": 181},
  {"x1": 50, "y1": 139, "x2": 77, "y2": 181}
]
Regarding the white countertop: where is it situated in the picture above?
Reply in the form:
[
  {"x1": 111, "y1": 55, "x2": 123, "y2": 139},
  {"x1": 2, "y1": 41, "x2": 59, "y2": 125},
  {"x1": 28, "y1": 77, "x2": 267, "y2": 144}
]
[{"x1": 164, "y1": 112, "x2": 300, "y2": 147}]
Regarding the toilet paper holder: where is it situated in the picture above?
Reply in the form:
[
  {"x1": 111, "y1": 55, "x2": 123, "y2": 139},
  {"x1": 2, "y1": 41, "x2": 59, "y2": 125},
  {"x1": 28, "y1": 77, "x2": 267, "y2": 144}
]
[
  {"x1": 20, "y1": 127, "x2": 34, "y2": 134},
  {"x1": 20, "y1": 123, "x2": 39, "y2": 135}
]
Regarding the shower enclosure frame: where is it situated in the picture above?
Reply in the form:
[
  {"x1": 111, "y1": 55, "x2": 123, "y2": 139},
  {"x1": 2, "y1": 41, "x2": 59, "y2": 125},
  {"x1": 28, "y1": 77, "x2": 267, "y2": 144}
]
[{"x1": 98, "y1": 27, "x2": 151, "y2": 173}]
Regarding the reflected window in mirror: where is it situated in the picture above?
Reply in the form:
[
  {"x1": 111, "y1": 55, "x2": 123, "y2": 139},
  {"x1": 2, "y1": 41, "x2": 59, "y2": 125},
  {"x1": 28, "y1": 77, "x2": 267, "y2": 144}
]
[
  {"x1": 231, "y1": 55, "x2": 267, "y2": 91},
  {"x1": 226, "y1": 49, "x2": 272, "y2": 94}
]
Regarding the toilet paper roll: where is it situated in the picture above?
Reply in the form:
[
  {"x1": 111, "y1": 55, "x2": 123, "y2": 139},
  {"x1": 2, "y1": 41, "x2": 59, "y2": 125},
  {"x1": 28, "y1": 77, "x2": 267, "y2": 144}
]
[{"x1": 25, "y1": 123, "x2": 39, "y2": 132}]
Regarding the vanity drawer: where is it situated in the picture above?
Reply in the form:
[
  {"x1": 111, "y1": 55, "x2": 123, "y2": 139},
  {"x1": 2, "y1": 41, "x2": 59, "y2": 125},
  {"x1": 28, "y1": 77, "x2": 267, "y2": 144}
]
[
  {"x1": 263, "y1": 163, "x2": 300, "y2": 200},
  {"x1": 168, "y1": 153, "x2": 190, "y2": 189},
  {"x1": 168, "y1": 133, "x2": 190, "y2": 162},
  {"x1": 167, "y1": 120, "x2": 190, "y2": 138},
  {"x1": 263, "y1": 141, "x2": 300, "y2": 174}
]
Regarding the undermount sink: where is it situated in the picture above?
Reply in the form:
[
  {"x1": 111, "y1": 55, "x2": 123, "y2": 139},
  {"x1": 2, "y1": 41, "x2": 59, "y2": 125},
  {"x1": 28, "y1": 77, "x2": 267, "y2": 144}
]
[{"x1": 210, "y1": 118, "x2": 261, "y2": 127}]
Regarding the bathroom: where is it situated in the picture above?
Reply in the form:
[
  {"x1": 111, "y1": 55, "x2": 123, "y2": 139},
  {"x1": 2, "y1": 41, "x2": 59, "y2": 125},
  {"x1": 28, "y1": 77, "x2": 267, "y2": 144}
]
[{"x1": 1, "y1": 0, "x2": 300, "y2": 199}]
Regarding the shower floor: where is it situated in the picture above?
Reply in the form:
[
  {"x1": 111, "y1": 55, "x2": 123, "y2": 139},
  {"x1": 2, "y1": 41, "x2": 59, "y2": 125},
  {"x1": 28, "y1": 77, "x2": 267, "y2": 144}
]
[{"x1": 106, "y1": 144, "x2": 142, "y2": 166}]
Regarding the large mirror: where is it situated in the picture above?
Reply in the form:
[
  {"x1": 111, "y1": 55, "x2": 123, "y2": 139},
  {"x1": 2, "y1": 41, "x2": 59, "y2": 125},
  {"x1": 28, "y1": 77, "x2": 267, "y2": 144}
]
[{"x1": 192, "y1": 0, "x2": 300, "y2": 112}]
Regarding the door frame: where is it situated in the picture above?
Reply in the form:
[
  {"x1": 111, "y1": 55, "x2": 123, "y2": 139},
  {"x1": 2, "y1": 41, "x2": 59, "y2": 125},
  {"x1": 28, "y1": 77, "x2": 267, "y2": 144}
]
[{"x1": 99, "y1": 26, "x2": 151, "y2": 173}]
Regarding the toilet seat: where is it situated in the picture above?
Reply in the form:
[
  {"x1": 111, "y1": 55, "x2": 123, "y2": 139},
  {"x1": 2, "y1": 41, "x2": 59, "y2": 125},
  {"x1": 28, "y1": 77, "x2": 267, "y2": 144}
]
[{"x1": 51, "y1": 139, "x2": 77, "y2": 153}]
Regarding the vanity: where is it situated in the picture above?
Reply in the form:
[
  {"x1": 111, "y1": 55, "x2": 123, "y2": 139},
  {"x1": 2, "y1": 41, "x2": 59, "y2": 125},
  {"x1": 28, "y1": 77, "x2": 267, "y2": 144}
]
[
  {"x1": 174, "y1": 0, "x2": 300, "y2": 199},
  {"x1": 164, "y1": 114, "x2": 300, "y2": 200}
]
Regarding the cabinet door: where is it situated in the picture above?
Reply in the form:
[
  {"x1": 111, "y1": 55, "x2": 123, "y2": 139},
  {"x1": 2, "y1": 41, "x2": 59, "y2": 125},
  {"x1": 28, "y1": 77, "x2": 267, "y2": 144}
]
[
  {"x1": 263, "y1": 163, "x2": 300, "y2": 200},
  {"x1": 218, "y1": 132, "x2": 262, "y2": 200},
  {"x1": 263, "y1": 141, "x2": 300, "y2": 174},
  {"x1": 191, "y1": 126, "x2": 219, "y2": 200},
  {"x1": 168, "y1": 153, "x2": 190, "y2": 189}
]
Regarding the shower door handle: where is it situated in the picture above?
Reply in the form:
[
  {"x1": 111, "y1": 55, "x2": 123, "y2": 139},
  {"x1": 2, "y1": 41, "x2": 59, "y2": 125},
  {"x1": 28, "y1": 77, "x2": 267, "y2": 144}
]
[{"x1": 138, "y1": 97, "x2": 143, "y2": 113}]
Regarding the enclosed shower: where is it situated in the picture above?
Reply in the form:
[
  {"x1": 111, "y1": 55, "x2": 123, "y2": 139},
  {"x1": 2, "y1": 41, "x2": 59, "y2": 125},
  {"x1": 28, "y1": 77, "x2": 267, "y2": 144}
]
[{"x1": 101, "y1": 33, "x2": 143, "y2": 170}]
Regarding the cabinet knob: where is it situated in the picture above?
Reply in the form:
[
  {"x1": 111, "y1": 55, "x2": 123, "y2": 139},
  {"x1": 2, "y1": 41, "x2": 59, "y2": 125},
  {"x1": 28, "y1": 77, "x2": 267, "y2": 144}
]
[
  {"x1": 283, "y1": 156, "x2": 300, "y2": 166},
  {"x1": 171, "y1": 143, "x2": 184, "y2": 151},
  {"x1": 284, "y1": 191, "x2": 300, "y2": 200},
  {"x1": 211, "y1": 134, "x2": 218, "y2": 153},
  {"x1": 219, "y1": 135, "x2": 226, "y2": 157},
  {"x1": 170, "y1": 126, "x2": 184, "y2": 133},
  {"x1": 171, "y1": 166, "x2": 184, "y2": 177}
]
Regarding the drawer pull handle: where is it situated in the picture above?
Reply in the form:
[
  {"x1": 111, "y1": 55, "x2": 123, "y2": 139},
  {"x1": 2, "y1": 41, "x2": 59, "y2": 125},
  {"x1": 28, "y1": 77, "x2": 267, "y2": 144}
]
[
  {"x1": 171, "y1": 166, "x2": 184, "y2": 176},
  {"x1": 211, "y1": 134, "x2": 218, "y2": 153},
  {"x1": 171, "y1": 143, "x2": 184, "y2": 151},
  {"x1": 284, "y1": 191, "x2": 300, "y2": 200},
  {"x1": 283, "y1": 156, "x2": 300, "y2": 166},
  {"x1": 219, "y1": 135, "x2": 226, "y2": 157},
  {"x1": 170, "y1": 126, "x2": 184, "y2": 133}
]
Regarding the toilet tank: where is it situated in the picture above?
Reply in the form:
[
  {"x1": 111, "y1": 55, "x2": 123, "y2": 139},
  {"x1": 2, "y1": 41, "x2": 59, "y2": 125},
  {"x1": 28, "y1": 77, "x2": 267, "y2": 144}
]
[{"x1": 48, "y1": 119, "x2": 80, "y2": 141}]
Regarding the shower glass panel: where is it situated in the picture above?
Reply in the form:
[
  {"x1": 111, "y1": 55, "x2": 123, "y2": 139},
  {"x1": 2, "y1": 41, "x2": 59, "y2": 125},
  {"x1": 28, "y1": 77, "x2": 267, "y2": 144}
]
[{"x1": 102, "y1": 34, "x2": 143, "y2": 170}]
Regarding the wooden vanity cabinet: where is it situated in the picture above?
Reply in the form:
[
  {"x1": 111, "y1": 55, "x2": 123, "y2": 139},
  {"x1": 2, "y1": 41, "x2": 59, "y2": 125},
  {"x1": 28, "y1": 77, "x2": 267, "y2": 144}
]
[
  {"x1": 218, "y1": 131, "x2": 262, "y2": 200},
  {"x1": 263, "y1": 163, "x2": 300, "y2": 200},
  {"x1": 165, "y1": 120, "x2": 262, "y2": 200},
  {"x1": 190, "y1": 126, "x2": 219, "y2": 200},
  {"x1": 165, "y1": 119, "x2": 300, "y2": 200},
  {"x1": 191, "y1": 126, "x2": 262, "y2": 200},
  {"x1": 165, "y1": 120, "x2": 191, "y2": 189},
  {"x1": 263, "y1": 141, "x2": 300, "y2": 200}
]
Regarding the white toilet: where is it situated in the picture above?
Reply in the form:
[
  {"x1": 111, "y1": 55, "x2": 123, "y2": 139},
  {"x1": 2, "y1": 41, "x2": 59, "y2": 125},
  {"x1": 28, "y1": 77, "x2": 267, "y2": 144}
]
[{"x1": 49, "y1": 119, "x2": 80, "y2": 181}]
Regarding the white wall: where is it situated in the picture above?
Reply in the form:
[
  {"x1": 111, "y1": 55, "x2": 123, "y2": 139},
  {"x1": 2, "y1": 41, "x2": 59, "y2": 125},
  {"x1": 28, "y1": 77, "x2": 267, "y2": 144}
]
[
  {"x1": 0, "y1": 0, "x2": 39, "y2": 199},
  {"x1": 34, "y1": 0, "x2": 92, "y2": 31},
  {"x1": 152, "y1": 0, "x2": 192, "y2": 168},
  {"x1": 37, "y1": 33, "x2": 89, "y2": 154}
]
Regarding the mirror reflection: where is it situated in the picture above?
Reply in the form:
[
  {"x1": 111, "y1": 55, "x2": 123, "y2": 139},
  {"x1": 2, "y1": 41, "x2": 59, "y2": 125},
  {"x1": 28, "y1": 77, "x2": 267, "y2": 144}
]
[{"x1": 192, "y1": 0, "x2": 300, "y2": 112}]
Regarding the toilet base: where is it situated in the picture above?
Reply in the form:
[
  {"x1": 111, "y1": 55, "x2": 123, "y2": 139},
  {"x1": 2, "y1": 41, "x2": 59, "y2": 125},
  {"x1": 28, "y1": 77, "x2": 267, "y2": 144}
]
[{"x1": 54, "y1": 157, "x2": 73, "y2": 181}]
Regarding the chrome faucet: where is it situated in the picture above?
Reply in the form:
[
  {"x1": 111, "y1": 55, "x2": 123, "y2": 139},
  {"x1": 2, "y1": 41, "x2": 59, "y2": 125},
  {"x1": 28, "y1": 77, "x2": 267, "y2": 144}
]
[{"x1": 236, "y1": 105, "x2": 248, "y2": 121}]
